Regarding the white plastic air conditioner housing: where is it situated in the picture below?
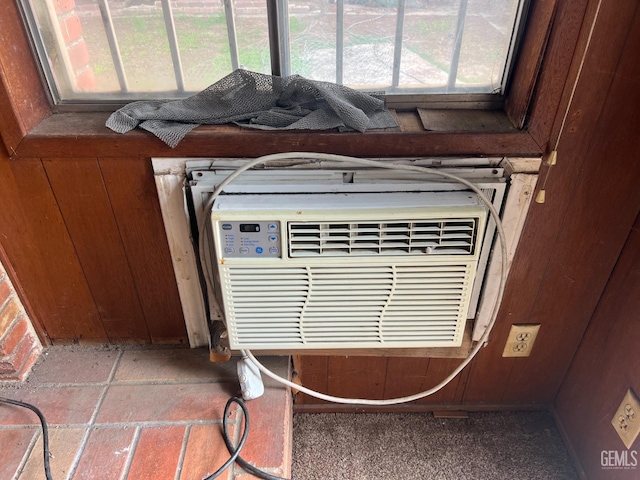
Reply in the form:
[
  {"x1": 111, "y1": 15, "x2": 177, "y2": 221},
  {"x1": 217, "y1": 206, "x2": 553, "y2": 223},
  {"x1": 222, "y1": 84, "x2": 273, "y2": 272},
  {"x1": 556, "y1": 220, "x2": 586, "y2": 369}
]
[{"x1": 210, "y1": 191, "x2": 486, "y2": 350}]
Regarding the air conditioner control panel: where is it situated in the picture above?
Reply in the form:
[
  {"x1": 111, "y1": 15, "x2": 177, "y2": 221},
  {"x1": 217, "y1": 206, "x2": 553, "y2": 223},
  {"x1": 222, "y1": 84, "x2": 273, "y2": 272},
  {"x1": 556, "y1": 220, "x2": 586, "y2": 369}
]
[{"x1": 216, "y1": 221, "x2": 282, "y2": 258}]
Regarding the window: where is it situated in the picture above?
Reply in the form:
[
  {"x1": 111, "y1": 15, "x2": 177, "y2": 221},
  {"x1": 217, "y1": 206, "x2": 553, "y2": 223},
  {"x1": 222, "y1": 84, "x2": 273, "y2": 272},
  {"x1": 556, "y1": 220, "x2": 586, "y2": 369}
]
[{"x1": 20, "y1": 0, "x2": 527, "y2": 105}]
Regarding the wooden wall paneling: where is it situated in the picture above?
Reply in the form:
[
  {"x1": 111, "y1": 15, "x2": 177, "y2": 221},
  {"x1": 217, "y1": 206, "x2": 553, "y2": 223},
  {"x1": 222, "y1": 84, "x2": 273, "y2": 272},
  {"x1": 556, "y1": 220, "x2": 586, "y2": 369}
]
[
  {"x1": 0, "y1": 153, "x2": 48, "y2": 342},
  {"x1": 382, "y1": 357, "x2": 431, "y2": 400},
  {"x1": 453, "y1": 361, "x2": 471, "y2": 403},
  {"x1": 99, "y1": 157, "x2": 187, "y2": 344},
  {"x1": 9, "y1": 158, "x2": 108, "y2": 342},
  {"x1": 295, "y1": 356, "x2": 471, "y2": 407},
  {"x1": 527, "y1": 0, "x2": 631, "y2": 148},
  {"x1": 461, "y1": 244, "x2": 548, "y2": 404},
  {"x1": 43, "y1": 157, "x2": 150, "y2": 342},
  {"x1": 502, "y1": 4, "x2": 640, "y2": 404},
  {"x1": 327, "y1": 356, "x2": 388, "y2": 400},
  {"x1": 293, "y1": 355, "x2": 329, "y2": 405},
  {"x1": 463, "y1": 159, "x2": 616, "y2": 404},
  {"x1": 382, "y1": 358, "x2": 468, "y2": 405},
  {"x1": 0, "y1": 1, "x2": 50, "y2": 152},
  {"x1": 461, "y1": 0, "x2": 640, "y2": 406},
  {"x1": 0, "y1": 235, "x2": 45, "y2": 342},
  {"x1": 0, "y1": 154, "x2": 70, "y2": 343},
  {"x1": 555, "y1": 215, "x2": 640, "y2": 479},
  {"x1": 416, "y1": 358, "x2": 470, "y2": 405},
  {"x1": 0, "y1": 154, "x2": 105, "y2": 341}
]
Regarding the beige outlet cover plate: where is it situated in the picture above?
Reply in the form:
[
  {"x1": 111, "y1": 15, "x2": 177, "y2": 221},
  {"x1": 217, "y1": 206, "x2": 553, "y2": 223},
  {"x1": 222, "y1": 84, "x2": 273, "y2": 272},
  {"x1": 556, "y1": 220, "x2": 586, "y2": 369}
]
[
  {"x1": 612, "y1": 388, "x2": 640, "y2": 449},
  {"x1": 502, "y1": 324, "x2": 541, "y2": 357}
]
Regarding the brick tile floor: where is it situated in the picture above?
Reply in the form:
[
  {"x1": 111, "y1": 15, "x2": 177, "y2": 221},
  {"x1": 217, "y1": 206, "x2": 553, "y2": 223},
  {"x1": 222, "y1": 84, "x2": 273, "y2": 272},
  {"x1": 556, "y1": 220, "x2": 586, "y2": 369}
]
[{"x1": 0, "y1": 346, "x2": 292, "y2": 480}]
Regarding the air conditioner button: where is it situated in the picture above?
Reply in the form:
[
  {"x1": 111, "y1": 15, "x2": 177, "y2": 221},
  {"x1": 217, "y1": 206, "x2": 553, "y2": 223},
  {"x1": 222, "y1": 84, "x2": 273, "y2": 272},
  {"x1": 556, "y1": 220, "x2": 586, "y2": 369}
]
[
  {"x1": 269, "y1": 235, "x2": 278, "y2": 242},
  {"x1": 239, "y1": 247, "x2": 249, "y2": 254}
]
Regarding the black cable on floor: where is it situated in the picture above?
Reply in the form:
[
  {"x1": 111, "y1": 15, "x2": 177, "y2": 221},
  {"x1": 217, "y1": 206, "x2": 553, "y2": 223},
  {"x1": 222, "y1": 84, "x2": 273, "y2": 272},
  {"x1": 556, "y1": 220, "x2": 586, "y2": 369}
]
[
  {"x1": 0, "y1": 396, "x2": 53, "y2": 480},
  {"x1": 206, "y1": 396, "x2": 288, "y2": 480},
  {"x1": 0, "y1": 395, "x2": 287, "y2": 480}
]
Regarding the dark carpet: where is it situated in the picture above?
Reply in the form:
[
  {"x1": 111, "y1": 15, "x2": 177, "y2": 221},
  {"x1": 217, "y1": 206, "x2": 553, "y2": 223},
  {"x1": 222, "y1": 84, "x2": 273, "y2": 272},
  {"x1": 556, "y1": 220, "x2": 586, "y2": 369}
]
[{"x1": 292, "y1": 411, "x2": 579, "y2": 480}]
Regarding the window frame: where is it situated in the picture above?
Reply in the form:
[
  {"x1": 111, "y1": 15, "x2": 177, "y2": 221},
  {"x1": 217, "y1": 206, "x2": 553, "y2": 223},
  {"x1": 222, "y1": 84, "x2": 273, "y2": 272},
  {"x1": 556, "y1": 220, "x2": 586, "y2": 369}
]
[{"x1": 0, "y1": 0, "x2": 581, "y2": 161}]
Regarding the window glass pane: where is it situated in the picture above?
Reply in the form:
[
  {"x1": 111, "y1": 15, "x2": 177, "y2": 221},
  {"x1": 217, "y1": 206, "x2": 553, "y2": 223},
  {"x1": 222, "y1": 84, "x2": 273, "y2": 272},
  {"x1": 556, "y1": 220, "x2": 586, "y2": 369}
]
[
  {"x1": 400, "y1": 8, "x2": 457, "y2": 90},
  {"x1": 21, "y1": 0, "x2": 523, "y2": 103},
  {"x1": 81, "y1": 15, "x2": 120, "y2": 93},
  {"x1": 23, "y1": 0, "x2": 271, "y2": 101},
  {"x1": 289, "y1": 1, "x2": 401, "y2": 88},
  {"x1": 288, "y1": 2, "x2": 337, "y2": 82},
  {"x1": 234, "y1": 3, "x2": 271, "y2": 75},
  {"x1": 287, "y1": 0, "x2": 522, "y2": 94},
  {"x1": 340, "y1": 2, "x2": 398, "y2": 88},
  {"x1": 454, "y1": 0, "x2": 522, "y2": 91},
  {"x1": 173, "y1": 11, "x2": 234, "y2": 92},
  {"x1": 111, "y1": 12, "x2": 176, "y2": 93}
]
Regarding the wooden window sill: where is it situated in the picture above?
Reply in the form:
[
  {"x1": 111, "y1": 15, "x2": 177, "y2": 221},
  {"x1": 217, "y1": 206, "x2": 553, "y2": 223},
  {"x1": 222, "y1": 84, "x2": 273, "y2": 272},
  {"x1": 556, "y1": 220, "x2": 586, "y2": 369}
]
[{"x1": 15, "y1": 110, "x2": 543, "y2": 159}]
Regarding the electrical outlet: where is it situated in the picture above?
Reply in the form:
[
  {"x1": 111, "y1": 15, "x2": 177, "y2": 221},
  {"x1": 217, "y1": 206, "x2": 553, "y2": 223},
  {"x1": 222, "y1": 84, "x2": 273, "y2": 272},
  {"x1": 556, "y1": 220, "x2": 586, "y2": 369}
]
[
  {"x1": 612, "y1": 388, "x2": 640, "y2": 449},
  {"x1": 502, "y1": 324, "x2": 541, "y2": 357}
]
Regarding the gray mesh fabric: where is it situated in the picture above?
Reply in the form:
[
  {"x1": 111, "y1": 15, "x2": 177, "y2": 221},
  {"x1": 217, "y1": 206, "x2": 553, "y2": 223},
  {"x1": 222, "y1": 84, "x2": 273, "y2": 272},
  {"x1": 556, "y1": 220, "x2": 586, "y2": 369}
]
[{"x1": 106, "y1": 70, "x2": 399, "y2": 147}]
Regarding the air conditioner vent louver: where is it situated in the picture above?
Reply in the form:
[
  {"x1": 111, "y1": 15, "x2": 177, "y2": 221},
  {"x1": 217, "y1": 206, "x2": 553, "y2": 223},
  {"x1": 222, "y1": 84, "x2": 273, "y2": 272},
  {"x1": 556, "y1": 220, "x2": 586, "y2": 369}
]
[
  {"x1": 223, "y1": 265, "x2": 471, "y2": 348},
  {"x1": 289, "y1": 219, "x2": 478, "y2": 257}
]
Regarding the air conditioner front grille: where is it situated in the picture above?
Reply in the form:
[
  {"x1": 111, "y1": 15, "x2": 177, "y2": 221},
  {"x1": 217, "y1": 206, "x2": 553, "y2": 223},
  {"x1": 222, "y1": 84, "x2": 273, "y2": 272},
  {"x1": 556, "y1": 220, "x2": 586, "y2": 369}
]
[
  {"x1": 221, "y1": 265, "x2": 474, "y2": 349},
  {"x1": 288, "y1": 219, "x2": 478, "y2": 257}
]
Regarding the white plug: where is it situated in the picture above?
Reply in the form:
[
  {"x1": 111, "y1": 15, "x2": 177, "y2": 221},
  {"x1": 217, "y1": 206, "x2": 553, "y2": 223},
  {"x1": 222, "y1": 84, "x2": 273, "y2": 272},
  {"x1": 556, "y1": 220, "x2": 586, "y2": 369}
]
[{"x1": 237, "y1": 356, "x2": 264, "y2": 400}]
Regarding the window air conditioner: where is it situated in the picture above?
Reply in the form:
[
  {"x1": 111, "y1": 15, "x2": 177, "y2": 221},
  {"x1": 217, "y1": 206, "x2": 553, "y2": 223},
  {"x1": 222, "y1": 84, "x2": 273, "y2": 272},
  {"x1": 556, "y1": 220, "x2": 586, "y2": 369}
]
[{"x1": 210, "y1": 191, "x2": 487, "y2": 350}]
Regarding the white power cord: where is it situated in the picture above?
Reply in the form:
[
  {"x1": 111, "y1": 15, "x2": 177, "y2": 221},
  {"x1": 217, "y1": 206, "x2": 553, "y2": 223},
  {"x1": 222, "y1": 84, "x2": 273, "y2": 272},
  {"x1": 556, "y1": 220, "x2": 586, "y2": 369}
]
[{"x1": 198, "y1": 152, "x2": 508, "y2": 405}]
